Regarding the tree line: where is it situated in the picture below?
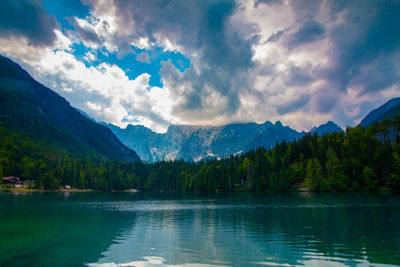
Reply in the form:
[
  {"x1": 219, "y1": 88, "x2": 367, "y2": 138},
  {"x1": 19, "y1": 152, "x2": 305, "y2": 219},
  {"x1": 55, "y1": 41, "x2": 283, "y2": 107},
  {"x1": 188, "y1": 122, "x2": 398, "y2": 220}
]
[{"x1": 1, "y1": 117, "x2": 400, "y2": 192}]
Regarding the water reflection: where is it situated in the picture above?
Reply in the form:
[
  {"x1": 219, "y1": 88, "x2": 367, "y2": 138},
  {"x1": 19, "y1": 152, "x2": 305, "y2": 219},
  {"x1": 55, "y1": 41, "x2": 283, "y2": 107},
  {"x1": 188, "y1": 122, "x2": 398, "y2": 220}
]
[
  {"x1": 1, "y1": 192, "x2": 400, "y2": 267},
  {"x1": 88, "y1": 193, "x2": 400, "y2": 266},
  {"x1": 0, "y1": 192, "x2": 137, "y2": 267}
]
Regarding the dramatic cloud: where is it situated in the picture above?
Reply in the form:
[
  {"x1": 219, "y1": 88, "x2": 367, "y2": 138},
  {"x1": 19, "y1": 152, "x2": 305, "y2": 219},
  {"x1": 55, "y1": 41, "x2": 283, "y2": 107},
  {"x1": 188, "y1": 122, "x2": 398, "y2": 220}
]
[
  {"x1": 0, "y1": 0, "x2": 399, "y2": 132},
  {"x1": 69, "y1": 17, "x2": 102, "y2": 46},
  {"x1": 80, "y1": 0, "x2": 259, "y2": 125},
  {"x1": 237, "y1": 0, "x2": 400, "y2": 128},
  {"x1": 285, "y1": 20, "x2": 325, "y2": 49},
  {"x1": 323, "y1": 0, "x2": 400, "y2": 95},
  {"x1": 27, "y1": 50, "x2": 177, "y2": 132},
  {"x1": 0, "y1": 0, "x2": 58, "y2": 47}
]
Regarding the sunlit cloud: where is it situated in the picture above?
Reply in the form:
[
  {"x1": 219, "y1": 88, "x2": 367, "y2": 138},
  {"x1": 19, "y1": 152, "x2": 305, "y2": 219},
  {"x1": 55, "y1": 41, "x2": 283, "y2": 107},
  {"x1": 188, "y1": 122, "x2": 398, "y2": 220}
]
[{"x1": 0, "y1": 0, "x2": 399, "y2": 132}]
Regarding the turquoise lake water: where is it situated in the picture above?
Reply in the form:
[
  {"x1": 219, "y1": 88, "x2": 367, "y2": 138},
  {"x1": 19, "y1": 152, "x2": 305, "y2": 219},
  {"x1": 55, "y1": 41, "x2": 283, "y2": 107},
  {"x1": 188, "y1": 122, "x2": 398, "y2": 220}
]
[{"x1": 0, "y1": 192, "x2": 399, "y2": 266}]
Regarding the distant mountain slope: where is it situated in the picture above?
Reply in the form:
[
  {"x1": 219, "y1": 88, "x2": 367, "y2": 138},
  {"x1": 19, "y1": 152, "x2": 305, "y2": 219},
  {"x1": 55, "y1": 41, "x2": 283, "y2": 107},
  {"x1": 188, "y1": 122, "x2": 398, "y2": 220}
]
[
  {"x1": 360, "y1": 97, "x2": 400, "y2": 127},
  {"x1": 106, "y1": 124, "x2": 158, "y2": 161},
  {"x1": 0, "y1": 55, "x2": 140, "y2": 162},
  {"x1": 106, "y1": 120, "x2": 312, "y2": 162},
  {"x1": 175, "y1": 121, "x2": 305, "y2": 161},
  {"x1": 310, "y1": 121, "x2": 343, "y2": 136}
]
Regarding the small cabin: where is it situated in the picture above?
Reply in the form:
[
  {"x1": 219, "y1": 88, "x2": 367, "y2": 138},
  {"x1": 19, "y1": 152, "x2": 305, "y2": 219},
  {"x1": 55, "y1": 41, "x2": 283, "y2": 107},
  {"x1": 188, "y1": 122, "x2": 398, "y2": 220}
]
[
  {"x1": 2, "y1": 176, "x2": 21, "y2": 184},
  {"x1": 64, "y1": 185, "x2": 71, "y2": 189}
]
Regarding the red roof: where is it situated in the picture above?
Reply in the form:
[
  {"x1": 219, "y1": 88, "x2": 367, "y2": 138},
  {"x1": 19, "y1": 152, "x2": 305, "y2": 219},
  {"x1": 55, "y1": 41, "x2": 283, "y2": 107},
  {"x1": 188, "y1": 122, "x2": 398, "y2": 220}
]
[{"x1": 2, "y1": 176, "x2": 21, "y2": 184}]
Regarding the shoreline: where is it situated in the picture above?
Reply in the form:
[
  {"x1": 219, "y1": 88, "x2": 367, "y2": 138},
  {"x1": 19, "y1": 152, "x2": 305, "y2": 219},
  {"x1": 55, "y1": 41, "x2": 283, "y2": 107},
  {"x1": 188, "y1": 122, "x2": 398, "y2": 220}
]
[{"x1": 0, "y1": 186, "x2": 139, "y2": 193}]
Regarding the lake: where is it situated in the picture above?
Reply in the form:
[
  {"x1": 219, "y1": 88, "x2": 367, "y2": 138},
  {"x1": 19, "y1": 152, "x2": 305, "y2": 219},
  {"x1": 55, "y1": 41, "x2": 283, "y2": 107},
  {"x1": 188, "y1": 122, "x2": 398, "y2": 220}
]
[{"x1": 0, "y1": 192, "x2": 399, "y2": 266}]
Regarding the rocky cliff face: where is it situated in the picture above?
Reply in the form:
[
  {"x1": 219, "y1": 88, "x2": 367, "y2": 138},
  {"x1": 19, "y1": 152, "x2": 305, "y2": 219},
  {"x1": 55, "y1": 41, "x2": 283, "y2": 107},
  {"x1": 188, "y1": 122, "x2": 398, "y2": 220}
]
[
  {"x1": 105, "y1": 123, "x2": 198, "y2": 161},
  {"x1": 107, "y1": 121, "x2": 310, "y2": 162}
]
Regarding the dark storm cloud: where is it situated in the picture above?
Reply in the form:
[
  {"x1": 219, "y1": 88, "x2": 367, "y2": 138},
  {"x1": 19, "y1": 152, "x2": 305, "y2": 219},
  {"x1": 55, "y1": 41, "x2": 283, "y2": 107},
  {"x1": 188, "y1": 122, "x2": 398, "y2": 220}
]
[
  {"x1": 314, "y1": 91, "x2": 339, "y2": 114},
  {"x1": 285, "y1": 20, "x2": 325, "y2": 49},
  {"x1": 350, "y1": 57, "x2": 399, "y2": 94},
  {"x1": 0, "y1": 0, "x2": 58, "y2": 46},
  {"x1": 276, "y1": 94, "x2": 310, "y2": 115},
  {"x1": 168, "y1": 1, "x2": 256, "y2": 118},
  {"x1": 268, "y1": 0, "x2": 400, "y2": 117},
  {"x1": 319, "y1": 0, "x2": 400, "y2": 94},
  {"x1": 284, "y1": 64, "x2": 313, "y2": 87}
]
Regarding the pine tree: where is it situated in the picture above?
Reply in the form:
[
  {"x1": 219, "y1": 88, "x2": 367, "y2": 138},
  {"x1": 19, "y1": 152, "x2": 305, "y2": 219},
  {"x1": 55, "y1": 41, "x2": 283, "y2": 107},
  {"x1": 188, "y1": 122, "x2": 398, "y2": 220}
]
[
  {"x1": 305, "y1": 158, "x2": 326, "y2": 191},
  {"x1": 325, "y1": 146, "x2": 348, "y2": 191}
]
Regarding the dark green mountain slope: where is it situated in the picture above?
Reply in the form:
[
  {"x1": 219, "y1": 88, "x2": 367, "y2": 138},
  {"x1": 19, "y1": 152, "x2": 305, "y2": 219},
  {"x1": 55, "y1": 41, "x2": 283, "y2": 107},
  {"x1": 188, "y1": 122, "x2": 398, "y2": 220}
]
[{"x1": 0, "y1": 55, "x2": 140, "y2": 162}]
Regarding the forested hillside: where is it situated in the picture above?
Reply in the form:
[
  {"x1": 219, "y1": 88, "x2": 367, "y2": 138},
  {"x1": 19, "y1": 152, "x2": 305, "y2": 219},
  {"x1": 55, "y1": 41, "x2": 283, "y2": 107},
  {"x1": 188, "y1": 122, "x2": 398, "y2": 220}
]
[
  {"x1": 1, "y1": 118, "x2": 400, "y2": 192},
  {"x1": 0, "y1": 55, "x2": 140, "y2": 162}
]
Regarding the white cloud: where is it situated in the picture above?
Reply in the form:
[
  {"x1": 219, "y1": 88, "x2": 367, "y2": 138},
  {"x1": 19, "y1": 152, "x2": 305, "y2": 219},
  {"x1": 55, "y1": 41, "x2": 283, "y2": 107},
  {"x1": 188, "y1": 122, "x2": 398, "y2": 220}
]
[
  {"x1": 86, "y1": 101, "x2": 102, "y2": 112},
  {"x1": 131, "y1": 37, "x2": 152, "y2": 50},
  {"x1": 31, "y1": 50, "x2": 178, "y2": 131},
  {"x1": 0, "y1": 29, "x2": 179, "y2": 132},
  {"x1": 0, "y1": 29, "x2": 71, "y2": 62},
  {"x1": 2, "y1": 0, "x2": 399, "y2": 133}
]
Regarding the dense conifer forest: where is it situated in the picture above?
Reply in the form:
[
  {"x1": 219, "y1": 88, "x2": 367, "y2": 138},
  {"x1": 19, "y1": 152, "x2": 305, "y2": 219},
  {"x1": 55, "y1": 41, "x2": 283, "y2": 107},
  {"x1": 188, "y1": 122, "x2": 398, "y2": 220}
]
[{"x1": 1, "y1": 118, "x2": 400, "y2": 192}]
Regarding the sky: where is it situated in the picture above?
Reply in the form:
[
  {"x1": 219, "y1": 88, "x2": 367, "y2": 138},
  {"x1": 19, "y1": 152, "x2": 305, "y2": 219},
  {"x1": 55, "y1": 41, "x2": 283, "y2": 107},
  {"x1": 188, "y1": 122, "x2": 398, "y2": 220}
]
[{"x1": 0, "y1": 0, "x2": 399, "y2": 133}]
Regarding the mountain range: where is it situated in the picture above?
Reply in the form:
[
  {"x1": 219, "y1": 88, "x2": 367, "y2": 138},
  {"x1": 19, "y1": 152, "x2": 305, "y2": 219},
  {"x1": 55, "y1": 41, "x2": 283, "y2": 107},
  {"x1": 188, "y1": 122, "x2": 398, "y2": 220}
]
[
  {"x1": 106, "y1": 96, "x2": 400, "y2": 163},
  {"x1": 106, "y1": 98, "x2": 400, "y2": 162},
  {"x1": 1, "y1": 55, "x2": 398, "y2": 164},
  {"x1": 106, "y1": 120, "x2": 343, "y2": 162},
  {"x1": 0, "y1": 55, "x2": 140, "y2": 162}
]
